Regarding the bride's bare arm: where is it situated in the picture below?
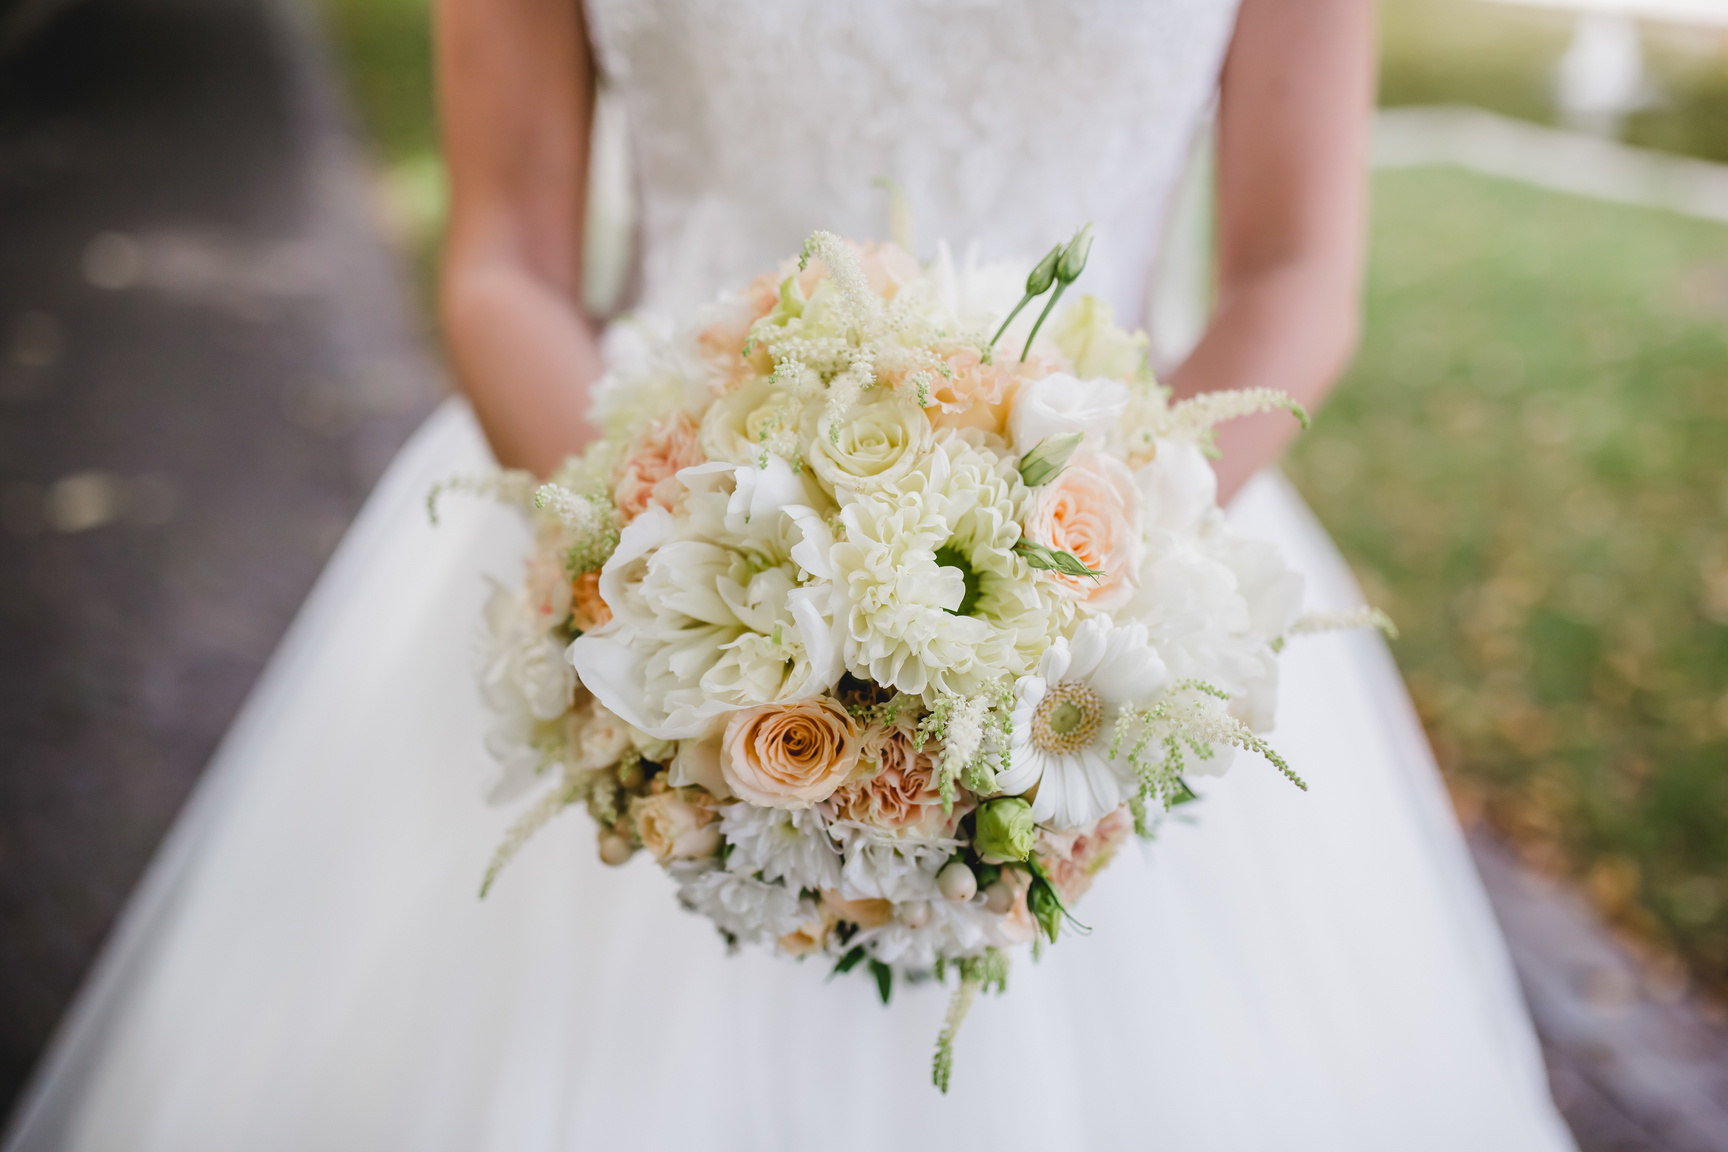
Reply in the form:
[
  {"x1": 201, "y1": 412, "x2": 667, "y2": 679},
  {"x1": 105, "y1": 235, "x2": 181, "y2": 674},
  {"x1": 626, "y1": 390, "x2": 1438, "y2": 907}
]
[
  {"x1": 1166, "y1": 0, "x2": 1375, "y2": 503},
  {"x1": 436, "y1": 0, "x2": 603, "y2": 476}
]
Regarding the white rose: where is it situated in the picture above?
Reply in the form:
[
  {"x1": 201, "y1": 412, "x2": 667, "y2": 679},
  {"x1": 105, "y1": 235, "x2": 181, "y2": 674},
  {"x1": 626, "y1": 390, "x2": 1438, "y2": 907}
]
[
  {"x1": 574, "y1": 700, "x2": 633, "y2": 770},
  {"x1": 698, "y1": 375, "x2": 815, "y2": 466},
  {"x1": 512, "y1": 635, "x2": 576, "y2": 722},
  {"x1": 808, "y1": 394, "x2": 932, "y2": 493},
  {"x1": 1008, "y1": 372, "x2": 1129, "y2": 456}
]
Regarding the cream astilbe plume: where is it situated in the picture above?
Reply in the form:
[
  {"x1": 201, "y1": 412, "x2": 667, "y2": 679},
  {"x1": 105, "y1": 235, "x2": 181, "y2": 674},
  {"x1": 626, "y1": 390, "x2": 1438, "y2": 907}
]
[
  {"x1": 532, "y1": 482, "x2": 619, "y2": 573},
  {"x1": 1120, "y1": 385, "x2": 1309, "y2": 464},
  {"x1": 1115, "y1": 681, "x2": 1305, "y2": 815},
  {"x1": 427, "y1": 470, "x2": 541, "y2": 524},
  {"x1": 1288, "y1": 606, "x2": 1399, "y2": 640}
]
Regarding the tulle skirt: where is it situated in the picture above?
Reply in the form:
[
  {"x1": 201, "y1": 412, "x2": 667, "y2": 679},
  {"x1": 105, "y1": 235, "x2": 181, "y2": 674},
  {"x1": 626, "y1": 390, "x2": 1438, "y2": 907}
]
[{"x1": 4, "y1": 400, "x2": 1576, "y2": 1151}]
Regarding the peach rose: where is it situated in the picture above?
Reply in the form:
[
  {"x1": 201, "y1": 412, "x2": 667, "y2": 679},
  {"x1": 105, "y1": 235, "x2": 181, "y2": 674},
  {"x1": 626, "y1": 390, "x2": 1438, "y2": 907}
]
[
  {"x1": 614, "y1": 410, "x2": 705, "y2": 524},
  {"x1": 989, "y1": 868, "x2": 1038, "y2": 945},
  {"x1": 1022, "y1": 446, "x2": 1142, "y2": 611},
  {"x1": 569, "y1": 569, "x2": 611, "y2": 632},
  {"x1": 824, "y1": 722, "x2": 958, "y2": 837},
  {"x1": 820, "y1": 888, "x2": 894, "y2": 929},
  {"x1": 631, "y1": 790, "x2": 722, "y2": 863},
  {"x1": 720, "y1": 697, "x2": 861, "y2": 809}
]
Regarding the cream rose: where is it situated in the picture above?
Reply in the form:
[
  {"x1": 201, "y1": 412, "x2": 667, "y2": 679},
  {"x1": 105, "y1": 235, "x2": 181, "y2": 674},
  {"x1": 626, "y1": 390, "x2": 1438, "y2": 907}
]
[
  {"x1": 720, "y1": 697, "x2": 860, "y2": 809},
  {"x1": 631, "y1": 791, "x2": 721, "y2": 863},
  {"x1": 698, "y1": 375, "x2": 814, "y2": 466},
  {"x1": 574, "y1": 699, "x2": 633, "y2": 770},
  {"x1": 614, "y1": 410, "x2": 705, "y2": 523},
  {"x1": 1022, "y1": 446, "x2": 1143, "y2": 612},
  {"x1": 809, "y1": 394, "x2": 932, "y2": 493}
]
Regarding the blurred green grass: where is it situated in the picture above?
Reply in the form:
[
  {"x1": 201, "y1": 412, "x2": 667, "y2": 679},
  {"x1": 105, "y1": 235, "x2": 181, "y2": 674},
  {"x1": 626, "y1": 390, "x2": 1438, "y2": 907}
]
[
  {"x1": 1284, "y1": 169, "x2": 1728, "y2": 991},
  {"x1": 316, "y1": 0, "x2": 1728, "y2": 992}
]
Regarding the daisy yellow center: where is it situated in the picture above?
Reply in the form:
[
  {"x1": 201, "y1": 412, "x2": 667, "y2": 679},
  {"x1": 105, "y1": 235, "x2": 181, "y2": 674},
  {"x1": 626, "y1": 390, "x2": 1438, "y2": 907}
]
[{"x1": 1031, "y1": 681, "x2": 1103, "y2": 754}]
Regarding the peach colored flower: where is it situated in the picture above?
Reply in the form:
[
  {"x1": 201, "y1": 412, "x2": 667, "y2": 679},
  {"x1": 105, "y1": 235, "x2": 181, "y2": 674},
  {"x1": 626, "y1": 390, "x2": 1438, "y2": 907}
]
[
  {"x1": 820, "y1": 888, "x2": 894, "y2": 929},
  {"x1": 631, "y1": 790, "x2": 722, "y2": 863},
  {"x1": 1022, "y1": 446, "x2": 1142, "y2": 611},
  {"x1": 569, "y1": 569, "x2": 611, "y2": 632},
  {"x1": 614, "y1": 410, "x2": 705, "y2": 524},
  {"x1": 778, "y1": 908, "x2": 838, "y2": 957},
  {"x1": 855, "y1": 241, "x2": 921, "y2": 300},
  {"x1": 720, "y1": 697, "x2": 861, "y2": 809},
  {"x1": 524, "y1": 522, "x2": 573, "y2": 630},
  {"x1": 1035, "y1": 805, "x2": 1133, "y2": 904},
  {"x1": 697, "y1": 272, "x2": 781, "y2": 389},
  {"x1": 991, "y1": 868, "x2": 1038, "y2": 945},
  {"x1": 824, "y1": 722, "x2": 959, "y2": 837}
]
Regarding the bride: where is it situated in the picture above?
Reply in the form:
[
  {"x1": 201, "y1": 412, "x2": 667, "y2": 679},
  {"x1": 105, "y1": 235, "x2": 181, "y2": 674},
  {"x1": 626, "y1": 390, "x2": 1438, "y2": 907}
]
[{"x1": 5, "y1": 1, "x2": 1578, "y2": 1149}]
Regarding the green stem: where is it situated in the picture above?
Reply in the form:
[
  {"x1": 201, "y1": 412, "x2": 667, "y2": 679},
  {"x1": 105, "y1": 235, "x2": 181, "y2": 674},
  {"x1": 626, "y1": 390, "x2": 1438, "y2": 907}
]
[
  {"x1": 1021, "y1": 282, "x2": 1069, "y2": 361},
  {"x1": 988, "y1": 292, "x2": 1037, "y2": 349}
]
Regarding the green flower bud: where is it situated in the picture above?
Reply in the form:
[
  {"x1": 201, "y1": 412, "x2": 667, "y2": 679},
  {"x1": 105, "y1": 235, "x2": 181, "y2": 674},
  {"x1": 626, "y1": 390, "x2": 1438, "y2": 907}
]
[
  {"x1": 1025, "y1": 243, "x2": 1062, "y2": 297},
  {"x1": 974, "y1": 797, "x2": 1036, "y2": 864},
  {"x1": 1057, "y1": 224, "x2": 1095, "y2": 284},
  {"x1": 1017, "y1": 431, "x2": 1085, "y2": 488}
]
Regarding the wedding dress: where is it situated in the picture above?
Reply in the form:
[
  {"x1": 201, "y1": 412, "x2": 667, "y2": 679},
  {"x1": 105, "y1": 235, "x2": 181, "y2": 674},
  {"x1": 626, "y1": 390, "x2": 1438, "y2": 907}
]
[{"x1": 5, "y1": 2, "x2": 1578, "y2": 1149}]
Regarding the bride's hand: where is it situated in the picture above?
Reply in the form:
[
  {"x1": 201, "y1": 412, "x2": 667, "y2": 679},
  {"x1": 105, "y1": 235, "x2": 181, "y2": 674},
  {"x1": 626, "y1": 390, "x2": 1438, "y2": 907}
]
[
  {"x1": 436, "y1": 0, "x2": 605, "y2": 477},
  {"x1": 1166, "y1": 0, "x2": 1374, "y2": 504}
]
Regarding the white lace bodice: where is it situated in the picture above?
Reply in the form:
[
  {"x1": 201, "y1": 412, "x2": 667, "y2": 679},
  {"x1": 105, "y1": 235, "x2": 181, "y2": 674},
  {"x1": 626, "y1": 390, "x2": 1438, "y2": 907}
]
[{"x1": 584, "y1": 0, "x2": 1240, "y2": 323}]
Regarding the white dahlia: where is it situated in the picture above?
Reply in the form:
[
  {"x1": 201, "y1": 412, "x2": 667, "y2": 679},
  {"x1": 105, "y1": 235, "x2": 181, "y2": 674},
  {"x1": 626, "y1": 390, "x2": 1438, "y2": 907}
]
[
  {"x1": 996, "y1": 616, "x2": 1168, "y2": 830},
  {"x1": 568, "y1": 456, "x2": 842, "y2": 740},
  {"x1": 830, "y1": 429, "x2": 1057, "y2": 699}
]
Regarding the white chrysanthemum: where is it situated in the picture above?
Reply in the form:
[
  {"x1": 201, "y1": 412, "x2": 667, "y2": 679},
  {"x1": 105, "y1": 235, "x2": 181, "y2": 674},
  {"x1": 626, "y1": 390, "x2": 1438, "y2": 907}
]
[
  {"x1": 829, "y1": 823, "x2": 959, "y2": 902},
  {"x1": 721, "y1": 803, "x2": 841, "y2": 891},
  {"x1": 677, "y1": 869, "x2": 809, "y2": 946},
  {"x1": 996, "y1": 616, "x2": 1168, "y2": 830},
  {"x1": 830, "y1": 430, "x2": 1057, "y2": 699},
  {"x1": 852, "y1": 899, "x2": 1001, "y2": 971},
  {"x1": 569, "y1": 456, "x2": 843, "y2": 740}
]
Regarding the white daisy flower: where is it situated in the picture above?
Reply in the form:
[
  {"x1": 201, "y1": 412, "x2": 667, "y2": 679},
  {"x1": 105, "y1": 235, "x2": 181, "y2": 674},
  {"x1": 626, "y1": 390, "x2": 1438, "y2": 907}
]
[{"x1": 996, "y1": 616, "x2": 1168, "y2": 830}]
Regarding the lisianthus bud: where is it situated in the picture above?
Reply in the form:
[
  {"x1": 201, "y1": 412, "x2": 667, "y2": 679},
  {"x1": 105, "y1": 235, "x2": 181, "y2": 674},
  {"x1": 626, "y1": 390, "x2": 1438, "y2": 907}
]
[
  {"x1": 1017, "y1": 431, "x2": 1084, "y2": 488},
  {"x1": 974, "y1": 798, "x2": 1035, "y2": 864},
  {"x1": 937, "y1": 861, "x2": 977, "y2": 902},
  {"x1": 1057, "y1": 224, "x2": 1094, "y2": 284},
  {"x1": 1026, "y1": 243, "x2": 1062, "y2": 297}
]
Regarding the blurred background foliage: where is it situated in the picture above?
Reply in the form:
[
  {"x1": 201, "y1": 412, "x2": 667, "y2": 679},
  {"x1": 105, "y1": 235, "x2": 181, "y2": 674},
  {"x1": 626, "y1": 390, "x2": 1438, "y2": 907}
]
[{"x1": 314, "y1": 0, "x2": 1728, "y2": 998}]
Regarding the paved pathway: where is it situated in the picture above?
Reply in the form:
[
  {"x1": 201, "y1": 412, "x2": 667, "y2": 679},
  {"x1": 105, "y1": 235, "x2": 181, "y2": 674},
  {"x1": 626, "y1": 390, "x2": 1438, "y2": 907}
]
[{"x1": 0, "y1": 0, "x2": 437, "y2": 1117}]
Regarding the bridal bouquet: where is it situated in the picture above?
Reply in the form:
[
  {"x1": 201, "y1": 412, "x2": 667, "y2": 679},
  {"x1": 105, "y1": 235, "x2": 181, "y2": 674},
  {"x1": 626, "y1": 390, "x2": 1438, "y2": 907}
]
[{"x1": 440, "y1": 229, "x2": 1383, "y2": 1090}]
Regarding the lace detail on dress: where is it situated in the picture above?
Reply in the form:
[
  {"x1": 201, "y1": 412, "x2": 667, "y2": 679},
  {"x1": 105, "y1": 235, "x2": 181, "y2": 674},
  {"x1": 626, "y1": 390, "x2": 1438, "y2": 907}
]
[{"x1": 583, "y1": 0, "x2": 1240, "y2": 322}]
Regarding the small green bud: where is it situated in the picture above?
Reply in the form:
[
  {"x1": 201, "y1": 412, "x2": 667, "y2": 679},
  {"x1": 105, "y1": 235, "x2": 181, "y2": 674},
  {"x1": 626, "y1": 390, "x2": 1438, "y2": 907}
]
[
  {"x1": 1057, "y1": 224, "x2": 1094, "y2": 284},
  {"x1": 1017, "y1": 431, "x2": 1085, "y2": 488},
  {"x1": 1028, "y1": 874, "x2": 1064, "y2": 942},
  {"x1": 974, "y1": 797, "x2": 1036, "y2": 864},
  {"x1": 1026, "y1": 243, "x2": 1062, "y2": 297}
]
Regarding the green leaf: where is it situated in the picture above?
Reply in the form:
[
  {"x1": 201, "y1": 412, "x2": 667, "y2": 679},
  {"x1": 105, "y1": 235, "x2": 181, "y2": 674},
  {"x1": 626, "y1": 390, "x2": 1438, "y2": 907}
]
[
  {"x1": 831, "y1": 945, "x2": 867, "y2": 977},
  {"x1": 869, "y1": 958, "x2": 894, "y2": 1005}
]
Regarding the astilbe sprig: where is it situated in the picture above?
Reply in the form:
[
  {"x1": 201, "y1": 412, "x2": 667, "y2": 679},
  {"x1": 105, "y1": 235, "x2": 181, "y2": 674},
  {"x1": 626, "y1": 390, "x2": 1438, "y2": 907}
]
[
  {"x1": 426, "y1": 470, "x2": 541, "y2": 525},
  {"x1": 1288, "y1": 606, "x2": 1399, "y2": 641},
  {"x1": 1114, "y1": 681, "x2": 1306, "y2": 816},
  {"x1": 931, "y1": 947, "x2": 1011, "y2": 1093},
  {"x1": 533, "y1": 483, "x2": 620, "y2": 574}
]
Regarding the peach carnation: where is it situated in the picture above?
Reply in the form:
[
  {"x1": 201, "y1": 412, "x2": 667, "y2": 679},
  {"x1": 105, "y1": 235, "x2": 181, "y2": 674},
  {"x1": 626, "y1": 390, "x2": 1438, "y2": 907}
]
[
  {"x1": 1022, "y1": 446, "x2": 1142, "y2": 611},
  {"x1": 824, "y1": 722, "x2": 957, "y2": 837},
  {"x1": 1036, "y1": 805, "x2": 1134, "y2": 904},
  {"x1": 523, "y1": 522, "x2": 573, "y2": 629},
  {"x1": 614, "y1": 410, "x2": 704, "y2": 524},
  {"x1": 569, "y1": 570, "x2": 611, "y2": 632},
  {"x1": 891, "y1": 347, "x2": 1036, "y2": 435},
  {"x1": 720, "y1": 697, "x2": 861, "y2": 809}
]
